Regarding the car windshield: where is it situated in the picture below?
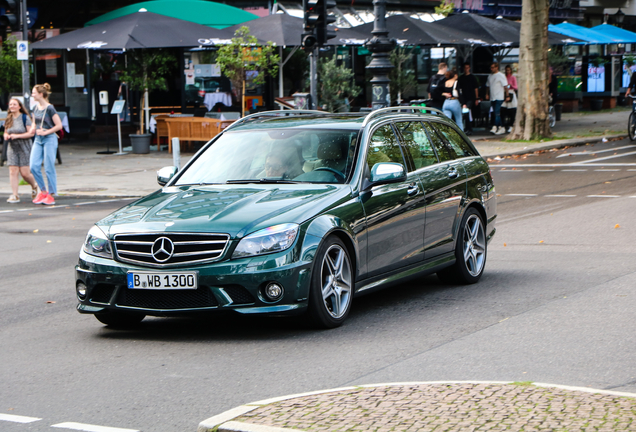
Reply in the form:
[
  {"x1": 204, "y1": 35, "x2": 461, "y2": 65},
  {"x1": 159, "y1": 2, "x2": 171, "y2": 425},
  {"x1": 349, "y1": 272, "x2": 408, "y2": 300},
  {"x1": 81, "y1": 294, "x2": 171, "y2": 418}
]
[{"x1": 175, "y1": 128, "x2": 359, "y2": 185}]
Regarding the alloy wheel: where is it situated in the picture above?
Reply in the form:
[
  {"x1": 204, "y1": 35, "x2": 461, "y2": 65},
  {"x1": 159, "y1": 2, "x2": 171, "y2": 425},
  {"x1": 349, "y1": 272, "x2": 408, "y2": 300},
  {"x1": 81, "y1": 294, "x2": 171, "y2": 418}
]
[
  {"x1": 320, "y1": 244, "x2": 352, "y2": 319},
  {"x1": 463, "y1": 214, "x2": 486, "y2": 277}
]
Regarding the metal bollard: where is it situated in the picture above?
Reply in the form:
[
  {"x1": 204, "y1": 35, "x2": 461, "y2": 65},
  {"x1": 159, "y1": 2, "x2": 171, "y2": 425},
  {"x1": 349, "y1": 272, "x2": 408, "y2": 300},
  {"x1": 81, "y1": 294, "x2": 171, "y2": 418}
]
[{"x1": 172, "y1": 138, "x2": 181, "y2": 170}]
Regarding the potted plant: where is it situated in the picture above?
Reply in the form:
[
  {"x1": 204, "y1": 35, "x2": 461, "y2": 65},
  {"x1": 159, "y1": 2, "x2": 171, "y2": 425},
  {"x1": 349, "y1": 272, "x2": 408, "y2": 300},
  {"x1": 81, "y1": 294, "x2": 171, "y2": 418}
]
[
  {"x1": 318, "y1": 57, "x2": 361, "y2": 113},
  {"x1": 215, "y1": 27, "x2": 279, "y2": 117},
  {"x1": 120, "y1": 48, "x2": 176, "y2": 153}
]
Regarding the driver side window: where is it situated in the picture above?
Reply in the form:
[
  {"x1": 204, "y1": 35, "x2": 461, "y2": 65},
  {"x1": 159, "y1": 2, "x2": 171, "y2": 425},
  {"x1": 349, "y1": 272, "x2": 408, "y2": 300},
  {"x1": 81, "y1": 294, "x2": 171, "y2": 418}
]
[{"x1": 367, "y1": 124, "x2": 406, "y2": 171}]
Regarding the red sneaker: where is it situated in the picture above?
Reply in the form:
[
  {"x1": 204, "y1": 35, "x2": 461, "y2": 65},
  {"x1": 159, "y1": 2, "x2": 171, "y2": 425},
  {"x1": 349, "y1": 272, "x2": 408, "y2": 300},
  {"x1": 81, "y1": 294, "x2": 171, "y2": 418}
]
[
  {"x1": 33, "y1": 191, "x2": 47, "y2": 204},
  {"x1": 41, "y1": 193, "x2": 56, "y2": 206}
]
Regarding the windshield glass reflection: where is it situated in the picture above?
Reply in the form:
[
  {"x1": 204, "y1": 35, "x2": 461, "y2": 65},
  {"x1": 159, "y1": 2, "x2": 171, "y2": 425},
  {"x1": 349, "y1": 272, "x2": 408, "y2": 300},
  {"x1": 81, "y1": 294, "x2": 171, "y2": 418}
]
[{"x1": 176, "y1": 129, "x2": 359, "y2": 185}]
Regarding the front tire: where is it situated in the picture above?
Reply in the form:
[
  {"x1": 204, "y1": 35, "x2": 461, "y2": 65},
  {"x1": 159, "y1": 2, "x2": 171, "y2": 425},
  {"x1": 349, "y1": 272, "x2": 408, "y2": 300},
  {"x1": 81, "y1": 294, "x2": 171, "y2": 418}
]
[
  {"x1": 95, "y1": 311, "x2": 145, "y2": 328},
  {"x1": 437, "y1": 208, "x2": 487, "y2": 284},
  {"x1": 307, "y1": 235, "x2": 353, "y2": 329},
  {"x1": 629, "y1": 112, "x2": 636, "y2": 141}
]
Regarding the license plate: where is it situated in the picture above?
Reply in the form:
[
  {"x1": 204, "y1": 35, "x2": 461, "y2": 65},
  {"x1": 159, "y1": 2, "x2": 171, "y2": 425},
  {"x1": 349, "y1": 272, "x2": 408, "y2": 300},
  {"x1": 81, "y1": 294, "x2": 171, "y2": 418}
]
[{"x1": 127, "y1": 271, "x2": 198, "y2": 290}]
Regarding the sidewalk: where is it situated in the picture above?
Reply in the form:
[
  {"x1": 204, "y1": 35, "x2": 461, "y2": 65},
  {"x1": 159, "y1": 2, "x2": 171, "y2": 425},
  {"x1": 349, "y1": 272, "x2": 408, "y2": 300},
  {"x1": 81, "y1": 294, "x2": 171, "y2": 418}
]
[
  {"x1": 198, "y1": 382, "x2": 636, "y2": 432},
  {"x1": 0, "y1": 108, "x2": 629, "y2": 199}
]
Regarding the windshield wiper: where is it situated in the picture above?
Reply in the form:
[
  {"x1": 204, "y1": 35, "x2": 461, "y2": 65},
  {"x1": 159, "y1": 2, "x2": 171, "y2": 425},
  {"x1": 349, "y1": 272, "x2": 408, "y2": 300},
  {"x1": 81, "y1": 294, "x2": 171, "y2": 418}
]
[{"x1": 226, "y1": 179, "x2": 301, "y2": 184}]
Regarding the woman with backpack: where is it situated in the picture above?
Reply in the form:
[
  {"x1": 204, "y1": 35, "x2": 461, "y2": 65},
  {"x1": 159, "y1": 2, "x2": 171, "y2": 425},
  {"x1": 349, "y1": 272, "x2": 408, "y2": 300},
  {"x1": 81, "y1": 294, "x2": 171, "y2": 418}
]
[
  {"x1": 30, "y1": 83, "x2": 63, "y2": 205},
  {"x1": 4, "y1": 97, "x2": 37, "y2": 203}
]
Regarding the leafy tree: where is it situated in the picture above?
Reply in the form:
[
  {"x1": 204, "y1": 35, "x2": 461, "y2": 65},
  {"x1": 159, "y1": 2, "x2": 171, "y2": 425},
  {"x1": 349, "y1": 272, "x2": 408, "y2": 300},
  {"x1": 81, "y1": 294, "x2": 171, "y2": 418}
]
[
  {"x1": 0, "y1": 36, "x2": 23, "y2": 105},
  {"x1": 389, "y1": 47, "x2": 417, "y2": 104},
  {"x1": 318, "y1": 57, "x2": 361, "y2": 113},
  {"x1": 215, "y1": 26, "x2": 279, "y2": 115},
  {"x1": 435, "y1": 0, "x2": 455, "y2": 17},
  {"x1": 119, "y1": 48, "x2": 177, "y2": 133},
  {"x1": 509, "y1": 0, "x2": 551, "y2": 140}
]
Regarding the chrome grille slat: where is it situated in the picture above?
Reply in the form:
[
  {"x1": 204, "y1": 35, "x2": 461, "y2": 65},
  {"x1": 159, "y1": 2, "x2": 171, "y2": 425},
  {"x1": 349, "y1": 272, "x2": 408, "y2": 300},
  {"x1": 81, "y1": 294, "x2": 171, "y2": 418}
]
[
  {"x1": 113, "y1": 232, "x2": 230, "y2": 267},
  {"x1": 173, "y1": 250, "x2": 223, "y2": 258},
  {"x1": 119, "y1": 250, "x2": 153, "y2": 257},
  {"x1": 173, "y1": 240, "x2": 227, "y2": 245}
]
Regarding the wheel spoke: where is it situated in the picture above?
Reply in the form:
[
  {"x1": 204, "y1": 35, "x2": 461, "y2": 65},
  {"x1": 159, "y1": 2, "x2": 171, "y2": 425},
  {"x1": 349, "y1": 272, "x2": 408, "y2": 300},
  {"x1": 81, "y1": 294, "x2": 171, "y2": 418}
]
[{"x1": 318, "y1": 244, "x2": 353, "y2": 319}]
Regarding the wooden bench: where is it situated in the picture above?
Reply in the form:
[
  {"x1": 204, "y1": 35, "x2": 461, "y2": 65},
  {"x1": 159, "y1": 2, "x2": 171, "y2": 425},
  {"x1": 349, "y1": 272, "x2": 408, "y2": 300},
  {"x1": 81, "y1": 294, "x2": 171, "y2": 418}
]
[{"x1": 164, "y1": 117, "x2": 234, "y2": 153}]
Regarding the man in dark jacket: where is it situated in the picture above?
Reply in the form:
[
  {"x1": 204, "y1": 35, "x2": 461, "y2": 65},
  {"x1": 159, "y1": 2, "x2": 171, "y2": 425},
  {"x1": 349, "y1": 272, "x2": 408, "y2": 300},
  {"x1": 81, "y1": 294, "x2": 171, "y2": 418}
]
[
  {"x1": 427, "y1": 62, "x2": 447, "y2": 110},
  {"x1": 458, "y1": 62, "x2": 479, "y2": 134}
]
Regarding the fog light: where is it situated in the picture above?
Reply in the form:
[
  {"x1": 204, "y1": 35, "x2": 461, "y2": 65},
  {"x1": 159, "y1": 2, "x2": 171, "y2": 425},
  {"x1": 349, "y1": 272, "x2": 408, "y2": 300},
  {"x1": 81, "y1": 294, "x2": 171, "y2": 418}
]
[
  {"x1": 77, "y1": 281, "x2": 87, "y2": 300},
  {"x1": 264, "y1": 283, "x2": 284, "y2": 302}
]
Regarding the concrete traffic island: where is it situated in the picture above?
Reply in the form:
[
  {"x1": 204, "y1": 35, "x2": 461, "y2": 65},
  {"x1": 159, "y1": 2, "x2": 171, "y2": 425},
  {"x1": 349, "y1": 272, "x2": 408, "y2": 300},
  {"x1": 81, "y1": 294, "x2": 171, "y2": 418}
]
[{"x1": 199, "y1": 382, "x2": 636, "y2": 432}]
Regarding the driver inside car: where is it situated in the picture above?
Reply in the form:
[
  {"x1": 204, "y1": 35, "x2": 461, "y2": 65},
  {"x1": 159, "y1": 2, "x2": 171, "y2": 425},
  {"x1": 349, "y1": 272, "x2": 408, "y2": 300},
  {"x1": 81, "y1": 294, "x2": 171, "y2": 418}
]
[{"x1": 258, "y1": 150, "x2": 300, "y2": 179}]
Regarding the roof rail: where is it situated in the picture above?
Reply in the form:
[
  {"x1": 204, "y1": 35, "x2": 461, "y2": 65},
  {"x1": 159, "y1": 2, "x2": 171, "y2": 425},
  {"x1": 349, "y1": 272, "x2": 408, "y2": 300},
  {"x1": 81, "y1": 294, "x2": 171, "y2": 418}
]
[
  {"x1": 222, "y1": 109, "x2": 326, "y2": 132},
  {"x1": 361, "y1": 106, "x2": 444, "y2": 127}
]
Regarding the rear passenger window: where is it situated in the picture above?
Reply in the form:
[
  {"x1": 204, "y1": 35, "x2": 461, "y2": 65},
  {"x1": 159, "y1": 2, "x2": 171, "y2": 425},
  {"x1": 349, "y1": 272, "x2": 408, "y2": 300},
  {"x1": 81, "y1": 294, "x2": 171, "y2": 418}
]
[
  {"x1": 423, "y1": 122, "x2": 455, "y2": 162},
  {"x1": 367, "y1": 124, "x2": 406, "y2": 171},
  {"x1": 432, "y1": 123, "x2": 478, "y2": 158},
  {"x1": 396, "y1": 121, "x2": 438, "y2": 170}
]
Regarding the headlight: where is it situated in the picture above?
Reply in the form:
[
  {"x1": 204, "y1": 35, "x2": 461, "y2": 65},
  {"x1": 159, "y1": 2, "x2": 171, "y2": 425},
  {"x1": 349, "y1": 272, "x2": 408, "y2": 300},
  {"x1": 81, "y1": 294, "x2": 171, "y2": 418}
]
[
  {"x1": 82, "y1": 225, "x2": 112, "y2": 259},
  {"x1": 232, "y1": 223, "x2": 299, "y2": 259}
]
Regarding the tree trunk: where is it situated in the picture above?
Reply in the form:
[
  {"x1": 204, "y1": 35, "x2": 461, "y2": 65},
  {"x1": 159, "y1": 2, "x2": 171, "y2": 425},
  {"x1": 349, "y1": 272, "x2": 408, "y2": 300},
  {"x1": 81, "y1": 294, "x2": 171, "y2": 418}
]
[{"x1": 509, "y1": 0, "x2": 551, "y2": 140}]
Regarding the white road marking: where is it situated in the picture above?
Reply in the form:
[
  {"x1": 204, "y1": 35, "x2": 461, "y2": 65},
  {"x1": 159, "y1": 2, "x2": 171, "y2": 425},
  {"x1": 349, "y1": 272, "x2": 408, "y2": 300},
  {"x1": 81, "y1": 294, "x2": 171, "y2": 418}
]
[
  {"x1": 594, "y1": 169, "x2": 621, "y2": 171},
  {"x1": 562, "y1": 169, "x2": 588, "y2": 172},
  {"x1": 556, "y1": 145, "x2": 636, "y2": 158},
  {"x1": 576, "y1": 150, "x2": 636, "y2": 164},
  {"x1": 545, "y1": 195, "x2": 576, "y2": 198},
  {"x1": 528, "y1": 169, "x2": 554, "y2": 172},
  {"x1": 0, "y1": 413, "x2": 41, "y2": 423},
  {"x1": 587, "y1": 195, "x2": 621, "y2": 198},
  {"x1": 505, "y1": 194, "x2": 538, "y2": 197},
  {"x1": 75, "y1": 202, "x2": 97, "y2": 205},
  {"x1": 0, "y1": 199, "x2": 134, "y2": 215},
  {"x1": 52, "y1": 422, "x2": 139, "y2": 432}
]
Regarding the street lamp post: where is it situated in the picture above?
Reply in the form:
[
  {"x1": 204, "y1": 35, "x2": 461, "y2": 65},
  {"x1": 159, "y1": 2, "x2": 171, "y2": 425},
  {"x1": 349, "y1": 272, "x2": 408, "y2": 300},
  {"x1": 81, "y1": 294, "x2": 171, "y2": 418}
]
[{"x1": 365, "y1": 0, "x2": 395, "y2": 110}]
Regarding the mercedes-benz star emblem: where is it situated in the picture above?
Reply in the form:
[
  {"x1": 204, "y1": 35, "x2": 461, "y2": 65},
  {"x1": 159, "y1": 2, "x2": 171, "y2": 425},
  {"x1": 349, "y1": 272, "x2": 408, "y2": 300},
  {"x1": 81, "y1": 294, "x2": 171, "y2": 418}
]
[{"x1": 151, "y1": 237, "x2": 174, "y2": 263}]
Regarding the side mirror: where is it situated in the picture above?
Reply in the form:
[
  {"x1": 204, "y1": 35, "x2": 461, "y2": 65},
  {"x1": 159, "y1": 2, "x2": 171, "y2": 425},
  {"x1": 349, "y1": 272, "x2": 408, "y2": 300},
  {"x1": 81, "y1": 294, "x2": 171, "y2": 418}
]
[
  {"x1": 157, "y1": 166, "x2": 178, "y2": 186},
  {"x1": 369, "y1": 162, "x2": 407, "y2": 185}
]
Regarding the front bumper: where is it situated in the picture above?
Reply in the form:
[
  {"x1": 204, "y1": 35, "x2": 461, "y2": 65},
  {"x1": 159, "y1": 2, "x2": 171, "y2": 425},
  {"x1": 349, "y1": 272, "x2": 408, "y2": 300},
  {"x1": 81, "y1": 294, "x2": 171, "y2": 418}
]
[{"x1": 75, "y1": 248, "x2": 313, "y2": 317}]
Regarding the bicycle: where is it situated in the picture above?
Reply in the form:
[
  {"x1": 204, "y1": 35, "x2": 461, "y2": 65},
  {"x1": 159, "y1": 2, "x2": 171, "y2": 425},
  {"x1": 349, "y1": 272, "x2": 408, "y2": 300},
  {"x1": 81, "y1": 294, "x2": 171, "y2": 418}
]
[{"x1": 628, "y1": 95, "x2": 636, "y2": 141}]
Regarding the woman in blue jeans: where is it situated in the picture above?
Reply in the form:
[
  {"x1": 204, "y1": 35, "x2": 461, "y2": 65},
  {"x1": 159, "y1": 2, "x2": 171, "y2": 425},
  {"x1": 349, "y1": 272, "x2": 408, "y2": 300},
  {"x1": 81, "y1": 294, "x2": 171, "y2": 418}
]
[
  {"x1": 30, "y1": 83, "x2": 63, "y2": 205},
  {"x1": 438, "y1": 70, "x2": 467, "y2": 131}
]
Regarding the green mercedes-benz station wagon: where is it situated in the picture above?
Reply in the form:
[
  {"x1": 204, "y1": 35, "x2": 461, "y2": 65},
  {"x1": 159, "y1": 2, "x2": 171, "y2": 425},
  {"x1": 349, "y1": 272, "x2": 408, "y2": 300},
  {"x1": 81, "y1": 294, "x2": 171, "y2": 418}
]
[{"x1": 76, "y1": 108, "x2": 497, "y2": 328}]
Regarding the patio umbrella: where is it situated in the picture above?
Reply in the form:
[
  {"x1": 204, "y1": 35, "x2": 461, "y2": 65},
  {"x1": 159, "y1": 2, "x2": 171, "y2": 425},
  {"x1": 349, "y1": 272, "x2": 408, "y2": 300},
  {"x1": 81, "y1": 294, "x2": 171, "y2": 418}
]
[
  {"x1": 591, "y1": 23, "x2": 636, "y2": 43},
  {"x1": 31, "y1": 10, "x2": 236, "y2": 50},
  {"x1": 354, "y1": 15, "x2": 474, "y2": 46}
]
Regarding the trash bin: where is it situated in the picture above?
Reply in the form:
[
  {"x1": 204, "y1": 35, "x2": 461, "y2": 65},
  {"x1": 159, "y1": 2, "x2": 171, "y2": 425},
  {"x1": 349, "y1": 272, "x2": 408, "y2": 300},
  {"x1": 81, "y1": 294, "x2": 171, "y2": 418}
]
[
  {"x1": 554, "y1": 103, "x2": 562, "y2": 121},
  {"x1": 590, "y1": 99, "x2": 603, "y2": 111}
]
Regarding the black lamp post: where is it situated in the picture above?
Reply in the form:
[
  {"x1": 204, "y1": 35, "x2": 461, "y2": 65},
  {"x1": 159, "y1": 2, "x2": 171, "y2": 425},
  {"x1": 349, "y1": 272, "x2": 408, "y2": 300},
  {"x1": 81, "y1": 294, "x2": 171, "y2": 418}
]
[
  {"x1": 365, "y1": 0, "x2": 396, "y2": 110},
  {"x1": 615, "y1": 8, "x2": 625, "y2": 26}
]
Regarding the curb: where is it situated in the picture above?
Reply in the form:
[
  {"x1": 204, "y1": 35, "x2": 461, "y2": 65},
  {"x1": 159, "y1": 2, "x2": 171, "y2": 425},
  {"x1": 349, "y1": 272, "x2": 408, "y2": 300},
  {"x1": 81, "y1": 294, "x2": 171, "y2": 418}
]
[
  {"x1": 197, "y1": 381, "x2": 636, "y2": 432},
  {"x1": 478, "y1": 133, "x2": 627, "y2": 159}
]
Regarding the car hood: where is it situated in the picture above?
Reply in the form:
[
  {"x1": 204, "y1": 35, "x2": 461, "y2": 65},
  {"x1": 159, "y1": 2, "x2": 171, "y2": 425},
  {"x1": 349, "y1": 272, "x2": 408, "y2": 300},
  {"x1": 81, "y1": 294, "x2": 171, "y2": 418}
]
[{"x1": 98, "y1": 184, "x2": 349, "y2": 238}]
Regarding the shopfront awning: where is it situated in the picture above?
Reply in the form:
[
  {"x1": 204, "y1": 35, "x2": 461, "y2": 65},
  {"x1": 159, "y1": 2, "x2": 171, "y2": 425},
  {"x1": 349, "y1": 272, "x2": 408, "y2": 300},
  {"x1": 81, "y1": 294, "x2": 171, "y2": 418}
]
[
  {"x1": 548, "y1": 22, "x2": 620, "y2": 44},
  {"x1": 85, "y1": 0, "x2": 257, "y2": 29},
  {"x1": 590, "y1": 23, "x2": 636, "y2": 43}
]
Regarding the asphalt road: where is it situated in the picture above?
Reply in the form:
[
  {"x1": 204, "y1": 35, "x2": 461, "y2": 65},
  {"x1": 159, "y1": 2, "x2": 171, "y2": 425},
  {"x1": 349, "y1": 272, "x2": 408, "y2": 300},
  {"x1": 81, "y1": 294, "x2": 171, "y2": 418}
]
[{"x1": 0, "y1": 139, "x2": 635, "y2": 432}]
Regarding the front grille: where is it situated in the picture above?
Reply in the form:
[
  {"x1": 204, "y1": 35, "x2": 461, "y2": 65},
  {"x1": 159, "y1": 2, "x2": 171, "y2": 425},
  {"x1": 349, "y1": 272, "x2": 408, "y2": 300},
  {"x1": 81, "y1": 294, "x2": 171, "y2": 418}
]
[
  {"x1": 222, "y1": 285, "x2": 256, "y2": 304},
  {"x1": 113, "y1": 233, "x2": 230, "y2": 267},
  {"x1": 90, "y1": 284, "x2": 115, "y2": 304},
  {"x1": 118, "y1": 286, "x2": 219, "y2": 310}
]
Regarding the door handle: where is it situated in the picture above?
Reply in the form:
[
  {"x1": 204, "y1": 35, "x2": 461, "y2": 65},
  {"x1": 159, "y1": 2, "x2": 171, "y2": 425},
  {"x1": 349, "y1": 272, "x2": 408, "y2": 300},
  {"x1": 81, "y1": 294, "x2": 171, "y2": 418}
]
[
  {"x1": 448, "y1": 167, "x2": 459, "y2": 179},
  {"x1": 407, "y1": 183, "x2": 419, "y2": 196}
]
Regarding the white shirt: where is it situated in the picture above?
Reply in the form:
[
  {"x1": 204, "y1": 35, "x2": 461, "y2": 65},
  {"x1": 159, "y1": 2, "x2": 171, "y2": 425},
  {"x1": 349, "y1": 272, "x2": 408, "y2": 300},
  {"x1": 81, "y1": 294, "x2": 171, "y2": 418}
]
[{"x1": 487, "y1": 71, "x2": 508, "y2": 101}]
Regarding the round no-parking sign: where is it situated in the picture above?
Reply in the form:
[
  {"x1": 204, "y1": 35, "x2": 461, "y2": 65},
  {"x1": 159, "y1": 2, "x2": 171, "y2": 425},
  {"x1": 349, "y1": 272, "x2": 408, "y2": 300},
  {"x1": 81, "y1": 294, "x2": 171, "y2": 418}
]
[{"x1": 17, "y1": 41, "x2": 28, "y2": 60}]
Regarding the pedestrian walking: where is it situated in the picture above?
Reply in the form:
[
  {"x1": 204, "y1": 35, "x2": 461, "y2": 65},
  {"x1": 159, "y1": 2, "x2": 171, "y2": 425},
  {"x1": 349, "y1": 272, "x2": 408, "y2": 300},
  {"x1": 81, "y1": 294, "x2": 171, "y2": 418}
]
[
  {"x1": 427, "y1": 62, "x2": 448, "y2": 110},
  {"x1": 458, "y1": 62, "x2": 480, "y2": 134},
  {"x1": 485, "y1": 62, "x2": 509, "y2": 135},
  {"x1": 4, "y1": 98, "x2": 37, "y2": 203},
  {"x1": 438, "y1": 69, "x2": 466, "y2": 131},
  {"x1": 505, "y1": 65, "x2": 518, "y2": 92},
  {"x1": 502, "y1": 88, "x2": 517, "y2": 133},
  {"x1": 30, "y1": 83, "x2": 63, "y2": 205}
]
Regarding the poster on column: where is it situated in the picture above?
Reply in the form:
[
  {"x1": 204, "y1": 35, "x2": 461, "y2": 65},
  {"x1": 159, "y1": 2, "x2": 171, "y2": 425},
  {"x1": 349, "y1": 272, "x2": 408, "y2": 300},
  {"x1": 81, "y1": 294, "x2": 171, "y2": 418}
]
[{"x1": 587, "y1": 64, "x2": 605, "y2": 93}]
